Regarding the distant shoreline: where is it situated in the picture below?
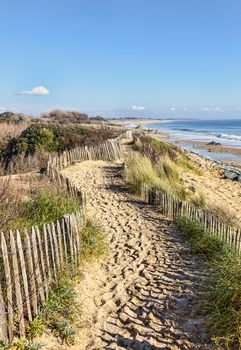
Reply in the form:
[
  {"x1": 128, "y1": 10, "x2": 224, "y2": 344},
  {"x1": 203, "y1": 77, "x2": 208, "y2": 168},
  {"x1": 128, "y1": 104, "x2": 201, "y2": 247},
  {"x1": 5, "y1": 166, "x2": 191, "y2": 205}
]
[
  {"x1": 113, "y1": 118, "x2": 241, "y2": 165},
  {"x1": 107, "y1": 118, "x2": 171, "y2": 124}
]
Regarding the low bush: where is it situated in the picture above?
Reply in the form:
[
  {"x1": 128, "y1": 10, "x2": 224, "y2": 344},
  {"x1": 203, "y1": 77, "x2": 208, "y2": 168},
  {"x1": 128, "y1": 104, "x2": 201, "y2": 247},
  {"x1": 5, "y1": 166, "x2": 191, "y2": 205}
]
[
  {"x1": 1, "y1": 123, "x2": 119, "y2": 170},
  {"x1": 126, "y1": 153, "x2": 163, "y2": 191},
  {"x1": 177, "y1": 216, "x2": 241, "y2": 349}
]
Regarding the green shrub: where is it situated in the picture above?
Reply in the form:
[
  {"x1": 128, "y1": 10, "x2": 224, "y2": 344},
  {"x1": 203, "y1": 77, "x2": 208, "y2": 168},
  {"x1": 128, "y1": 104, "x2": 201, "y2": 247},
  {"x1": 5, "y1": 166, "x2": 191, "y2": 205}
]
[
  {"x1": 156, "y1": 156, "x2": 180, "y2": 182},
  {"x1": 1, "y1": 123, "x2": 119, "y2": 167},
  {"x1": 1, "y1": 176, "x2": 80, "y2": 233},
  {"x1": 126, "y1": 153, "x2": 163, "y2": 191},
  {"x1": 26, "y1": 318, "x2": 44, "y2": 339}
]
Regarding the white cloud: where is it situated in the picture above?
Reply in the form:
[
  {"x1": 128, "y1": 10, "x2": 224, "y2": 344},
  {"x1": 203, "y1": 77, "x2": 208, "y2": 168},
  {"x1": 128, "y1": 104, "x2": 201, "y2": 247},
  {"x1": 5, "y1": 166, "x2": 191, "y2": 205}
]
[
  {"x1": 202, "y1": 107, "x2": 223, "y2": 112},
  {"x1": 130, "y1": 105, "x2": 146, "y2": 111},
  {"x1": 0, "y1": 107, "x2": 6, "y2": 111},
  {"x1": 18, "y1": 86, "x2": 50, "y2": 96},
  {"x1": 170, "y1": 107, "x2": 176, "y2": 111}
]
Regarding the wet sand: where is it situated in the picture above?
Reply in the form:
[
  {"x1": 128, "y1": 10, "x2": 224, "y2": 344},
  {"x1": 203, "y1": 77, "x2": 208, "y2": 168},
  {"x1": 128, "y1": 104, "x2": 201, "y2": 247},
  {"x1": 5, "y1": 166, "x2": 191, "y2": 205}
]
[{"x1": 176, "y1": 140, "x2": 241, "y2": 157}]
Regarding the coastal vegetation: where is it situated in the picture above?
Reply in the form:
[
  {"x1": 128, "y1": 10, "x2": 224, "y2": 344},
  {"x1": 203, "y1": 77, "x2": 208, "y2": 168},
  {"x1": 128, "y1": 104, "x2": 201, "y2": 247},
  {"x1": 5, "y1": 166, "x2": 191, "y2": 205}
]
[
  {"x1": 0, "y1": 176, "x2": 80, "y2": 232},
  {"x1": 127, "y1": 135, "x2": 240, "y2": 227},
  {"x1": 0, "y1": 123, "x2": 240, "y2": 349},
  {"x1": 126, "y1": 136, "x2": 202, "y2": 200},
  {"x1": 0, "y1": 121, "x2": 119, "y2": 174},
  {"x1": 177, "y1": 216, "x2": 241, "y2": 349},
  {"x1": 127, "y1": 134, "x2": 241, "y2": 349},
  {"x1": 0, "y1": 123, "x2": 111, "y2": 348}
]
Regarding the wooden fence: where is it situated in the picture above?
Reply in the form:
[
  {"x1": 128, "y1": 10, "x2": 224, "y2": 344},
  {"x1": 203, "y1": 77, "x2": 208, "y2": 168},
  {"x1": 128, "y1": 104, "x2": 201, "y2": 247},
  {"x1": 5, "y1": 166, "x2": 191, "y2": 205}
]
[
  {"x1": 140, "y1": 184, "x2": 241, "y2": 254},
  {"x1": 0, "y1": 207, "x2": 84, "y2": 340},
  {"x1": 46, "y1": 138, "x2": 122, "y2": 175},
  {"x1": 0, "y1": 137, "x2": 123, "y2": 340}
]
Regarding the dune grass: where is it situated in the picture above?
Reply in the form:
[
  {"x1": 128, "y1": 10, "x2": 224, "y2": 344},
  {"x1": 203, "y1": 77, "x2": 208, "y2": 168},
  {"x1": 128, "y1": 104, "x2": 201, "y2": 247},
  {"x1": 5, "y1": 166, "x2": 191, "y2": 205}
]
[
  {"x1": 128, "y1": 136, "x2": 205, "y2": 200},
  {"x1": 81, "y1": 219, "x2": 108, "y2": 260},
  {"x1": 177, "y1": 155, "x2": 203, "y2": 175},
  {"x1": 191, "y1": 192, "x2": 207, "y2": 209},
  {"x1": 13, "y1": 189, "x2": 80, "y2": 231},
  {"x1": 126, "y1": 153, "x2": 188, "y2": 199},
  {"x1": 177, "y1": 216, "x2": 241, "y2": 349},
  {"x1": 1, "y1": 177, "x2": 81, "y2": 233}
]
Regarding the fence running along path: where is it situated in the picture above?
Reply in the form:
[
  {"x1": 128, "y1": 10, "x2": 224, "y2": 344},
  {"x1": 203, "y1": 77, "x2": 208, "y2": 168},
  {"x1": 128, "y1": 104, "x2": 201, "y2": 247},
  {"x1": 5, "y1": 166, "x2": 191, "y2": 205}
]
[
  {"x1": 46, "y1": 138, "x2": 122, "y2": 176},
  {"x1": 0, "y1": 137, "x2": 123, "y2": 341},
  {"x1": 139, "y1": 184, "x2": 241, "y2": 254}
]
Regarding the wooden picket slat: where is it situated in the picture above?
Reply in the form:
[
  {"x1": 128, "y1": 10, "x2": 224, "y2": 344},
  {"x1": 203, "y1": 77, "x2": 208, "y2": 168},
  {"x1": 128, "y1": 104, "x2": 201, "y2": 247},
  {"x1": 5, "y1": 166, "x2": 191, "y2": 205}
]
[
  {"x1": 43, "y1": 224, "x2": 51, "y2": 284},
  {"x1": 24, "y1": 229, "x2": 38, "y2": 317},
  {"x1": 16, "y1": 230, "x2": 32, "y2": 322},
  {"x1": 47, "y1": 224, "x2": 57, "y2": 279},
  {"x1": 56, "y1": 220, "x2": 64, "y2": 267},
  {"x1": 9, "y1": 230, "x2": 25, "y2": 337},
  {"x1": 0, "y1": 281, "x2": 8, "y2": 340},
  {"x1": 35, "y1": 226, "x2": 48, "y2": 300},
  {"x1": 31, "y1": 228, "x2": 45, "y2": 306},
  {"x1": 1, "y1": 232, "x2": 14, "y2": 339},
  {"x1": 50, "y1": 222, "x2": 60, "y2": 270}
]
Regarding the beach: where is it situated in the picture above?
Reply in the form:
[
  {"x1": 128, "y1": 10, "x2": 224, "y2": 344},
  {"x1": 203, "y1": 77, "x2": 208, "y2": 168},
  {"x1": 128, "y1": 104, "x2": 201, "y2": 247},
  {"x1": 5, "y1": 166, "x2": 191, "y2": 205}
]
[{"x1": 112, "y1": 117, "x2": 241, "y2": 166}]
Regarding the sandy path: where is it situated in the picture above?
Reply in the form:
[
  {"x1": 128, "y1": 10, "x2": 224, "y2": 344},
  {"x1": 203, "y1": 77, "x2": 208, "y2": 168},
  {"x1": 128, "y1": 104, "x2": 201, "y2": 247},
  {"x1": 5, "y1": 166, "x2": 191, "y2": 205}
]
[{"x1": 60, "y1": 158, "x2": 213, "y2": 350}]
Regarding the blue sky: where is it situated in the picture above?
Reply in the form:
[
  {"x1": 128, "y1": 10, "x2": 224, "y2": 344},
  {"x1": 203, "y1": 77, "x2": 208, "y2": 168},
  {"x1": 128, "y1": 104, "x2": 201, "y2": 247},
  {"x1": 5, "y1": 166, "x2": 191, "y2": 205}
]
[{"x1": 0, "y1": 0, "x2": 241, "y2": 118}]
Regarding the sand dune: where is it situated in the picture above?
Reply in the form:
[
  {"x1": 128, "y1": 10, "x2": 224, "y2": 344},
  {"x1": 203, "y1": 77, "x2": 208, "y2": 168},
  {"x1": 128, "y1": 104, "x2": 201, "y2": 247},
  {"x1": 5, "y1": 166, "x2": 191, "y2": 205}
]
[{"x1": 183, "y1": 153, "x2": 241, "y2": 225}]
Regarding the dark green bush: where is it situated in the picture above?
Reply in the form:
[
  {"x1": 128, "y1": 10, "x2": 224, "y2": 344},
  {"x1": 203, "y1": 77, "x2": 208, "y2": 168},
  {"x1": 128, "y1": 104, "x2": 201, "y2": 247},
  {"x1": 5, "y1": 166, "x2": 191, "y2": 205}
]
[{"x1": 1, "y1": 123, "x2": 118, "y2": 166}]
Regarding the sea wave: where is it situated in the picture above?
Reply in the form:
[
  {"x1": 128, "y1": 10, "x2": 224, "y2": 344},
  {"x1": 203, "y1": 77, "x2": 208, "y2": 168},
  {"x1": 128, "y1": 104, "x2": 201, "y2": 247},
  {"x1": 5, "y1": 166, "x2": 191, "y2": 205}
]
[{"x1": 216, "y1": 133, "x2": 241, "y2": 141}]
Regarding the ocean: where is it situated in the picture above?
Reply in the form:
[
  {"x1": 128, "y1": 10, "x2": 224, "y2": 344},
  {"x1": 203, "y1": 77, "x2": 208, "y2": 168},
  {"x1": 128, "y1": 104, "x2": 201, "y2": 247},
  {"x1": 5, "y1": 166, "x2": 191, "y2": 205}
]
[
  {"x1": 147, "y1": 118, "x2": 241, "y2": 147},
  {"x1": 132, "y1": 118, "x2": 241, "y2": 162}
]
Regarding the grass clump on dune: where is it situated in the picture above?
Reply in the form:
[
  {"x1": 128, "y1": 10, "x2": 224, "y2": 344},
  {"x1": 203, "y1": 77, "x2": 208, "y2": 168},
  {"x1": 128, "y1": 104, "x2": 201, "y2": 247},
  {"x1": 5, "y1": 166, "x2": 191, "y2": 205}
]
[
  {"x1": 126, "y1": 153, "x2": 163, "y2": 190},
  {"x1": 177, "y1": 155, "x2": 203, "y2": 175},
  {"x1": 134, "y1": 135, "x2": 180, "y2": 162},
  {"x1": 177, "y1": 216, "x2": 241, "y2": 349},
  {"x1": 2, "y1": 177, "x2": 80, "y2": 233},
  {"x1": 81, "y1": 219, "x2": 107, "y2": 260},
  {"x1": 126, "y1": 153, "x2": 187, "y2": 199}
]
